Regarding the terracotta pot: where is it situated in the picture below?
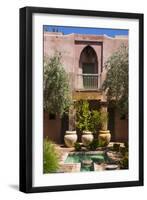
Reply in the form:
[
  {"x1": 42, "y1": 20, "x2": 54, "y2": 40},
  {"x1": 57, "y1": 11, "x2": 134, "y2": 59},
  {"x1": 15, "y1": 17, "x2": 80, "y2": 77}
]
[
  {"x1": 98, "y1": 130, "x2": 111, "y2": 146},
  {"x1": 82, "y1": 131, "x2": 93, "y2": 146},
  {"x1": 64, "y1": 131, "x2": 77, "y2": 147}
]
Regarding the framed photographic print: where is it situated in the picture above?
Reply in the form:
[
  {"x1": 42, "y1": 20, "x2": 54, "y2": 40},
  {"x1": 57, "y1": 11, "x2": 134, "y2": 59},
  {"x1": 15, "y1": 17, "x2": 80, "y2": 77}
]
[{"x1": 19, "y1": 6, "x2": 144, "y2": 193}]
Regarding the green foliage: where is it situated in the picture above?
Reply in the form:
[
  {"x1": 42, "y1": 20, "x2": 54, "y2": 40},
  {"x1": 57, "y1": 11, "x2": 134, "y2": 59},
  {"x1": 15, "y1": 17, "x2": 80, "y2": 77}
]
[
  {"x1": 43, "y1": 138, "x2": 60, "y2": 173},
  {"x1": 119, "y1": 142, "x2": 129, "y2": 169},
  {"x1": 43, "y1": 52, "x2": 71, "y2": 116},
  {"x1": 75, "y1": 100, "x2": 91, "y2": 131},
  {"x1": 74, "y1": 142, "x2": 81, "y2": 151},
  {"x1": 119, "y1": 152, "x2": 128, "y2": 169},
  {"x1": 90, "y1": 110, "x2": 101, "y2": 134},
  {"x1": 120, "y1": 147, "x2": 126, "y2": 156},
  {"x1": 113, "y1": 143, "x2": 120, "y2": 152},
  {"x1": 98, "y1": 140, "x2": 107, "y2": 147},
  {"x1": 124, "y1": 142, "x2": 128, "y2": 150},
  {"x1": 103, "y1": 44, "x2": 128, "y2": 115},
  {"x1": 120, "y1": 142, "x2": 128, "y2": 156},
  {"x1": 88, "y1": 139, "x2": 99, "y2": 151},
  {"x1": 76, "y1": 100, "x2": 105, "y2": 134}
]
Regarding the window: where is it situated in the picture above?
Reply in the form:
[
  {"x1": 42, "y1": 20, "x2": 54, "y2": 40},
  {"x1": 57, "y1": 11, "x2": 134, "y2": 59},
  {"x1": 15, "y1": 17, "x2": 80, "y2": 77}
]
[{"x1": 49, "y1": 113, "x2": 56, "y2": 120}]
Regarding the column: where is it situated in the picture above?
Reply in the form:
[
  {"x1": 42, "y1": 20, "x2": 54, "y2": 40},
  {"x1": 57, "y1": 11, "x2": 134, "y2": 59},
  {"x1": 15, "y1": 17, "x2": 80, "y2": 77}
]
[
  {"x1": 99, "y1": 101, "x2": 111, "y2": 146},
  {"x1": 100, "y1": 101, "x2": 108, "y2": 131},
  {"x1": 68, "y1": 104, "x2": 76, "y2": 131}
]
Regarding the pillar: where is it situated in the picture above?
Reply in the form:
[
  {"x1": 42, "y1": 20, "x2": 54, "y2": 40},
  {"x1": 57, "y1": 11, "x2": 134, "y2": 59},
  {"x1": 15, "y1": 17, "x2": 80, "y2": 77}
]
[
  {"x1": 100, "y1": 101, "x2": 108, "y2": 131},
  {"x1": 99, "y1": 101, "x2": 111, "y2": 146},
  {"x1": 68, "y1": 104, "x2": 76, "y2": 131}
]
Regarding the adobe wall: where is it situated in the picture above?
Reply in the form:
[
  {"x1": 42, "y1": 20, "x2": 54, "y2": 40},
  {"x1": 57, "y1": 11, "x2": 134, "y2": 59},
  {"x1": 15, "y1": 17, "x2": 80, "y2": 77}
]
[
  {"x1": 114, "y1": 110, "x2": 128, "y2": 142},
  {"x1": 44, "y1": 32, "x2": 128, "y2": 89},
  {"x1": 43, "y1": 32, "x2": 128, "y2": 143},
  {"x1": 44, "y1": 32, "x2": 76, "y2": 90},
  {"x1": 43, "y1": 112, "x2": 61, "y2": 143}
]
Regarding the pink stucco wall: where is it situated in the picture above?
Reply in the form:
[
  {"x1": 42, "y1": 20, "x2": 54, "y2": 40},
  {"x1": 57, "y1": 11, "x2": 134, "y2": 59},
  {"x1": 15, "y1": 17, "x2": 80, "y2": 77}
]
[
  {"x1": 43, "y1": 32, "x2": 128, "y2": 143},
  {"x1": 44, "y1": 32, "x2": 128, "y2": 90}
]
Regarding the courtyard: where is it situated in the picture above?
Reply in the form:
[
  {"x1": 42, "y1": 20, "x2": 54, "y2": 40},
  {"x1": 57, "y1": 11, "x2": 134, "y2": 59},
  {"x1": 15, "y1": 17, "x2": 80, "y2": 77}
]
[
  {"x1": 57, "y1": 142, "x2": 127, "y2": 173},
  {"x1": 43, "y1": 26, "x2": 129, "y2": 174}
]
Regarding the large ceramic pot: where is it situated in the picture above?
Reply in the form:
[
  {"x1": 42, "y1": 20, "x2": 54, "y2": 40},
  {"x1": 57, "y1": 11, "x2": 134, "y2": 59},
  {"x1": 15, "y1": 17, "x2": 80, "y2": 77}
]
[
  {"x1": 64, "y1": 131, "x2": 77, "y2": 147},
  {"x1": 98, "y1": 130, "x2": 111, "y2": 146},
  {"x1": 82, "y1": 131, "x2": 93, "y2": 146}
]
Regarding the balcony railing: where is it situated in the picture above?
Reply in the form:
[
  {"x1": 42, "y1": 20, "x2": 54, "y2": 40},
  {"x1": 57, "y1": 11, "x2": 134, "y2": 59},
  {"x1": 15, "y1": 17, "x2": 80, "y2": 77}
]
[{"x1": 76, "y1": 74, "x2": 100, "y2": 90}]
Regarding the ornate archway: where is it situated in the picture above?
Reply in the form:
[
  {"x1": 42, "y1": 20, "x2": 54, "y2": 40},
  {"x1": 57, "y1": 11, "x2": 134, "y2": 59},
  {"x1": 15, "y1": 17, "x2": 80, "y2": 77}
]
[{"x1": 78, "y1": 46, "x2": 98, "y2": 89}]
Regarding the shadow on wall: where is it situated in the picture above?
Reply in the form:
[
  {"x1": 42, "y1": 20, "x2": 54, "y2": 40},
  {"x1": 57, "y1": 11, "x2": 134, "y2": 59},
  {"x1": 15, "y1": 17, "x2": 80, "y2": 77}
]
[{"x1": 43, "y1": 112, "x2": 69, "y2": 144}]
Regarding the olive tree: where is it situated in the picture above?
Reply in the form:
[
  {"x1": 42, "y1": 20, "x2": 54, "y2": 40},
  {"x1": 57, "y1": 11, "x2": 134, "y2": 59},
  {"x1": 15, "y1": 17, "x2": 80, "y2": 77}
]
[
  {"x1": 43, "y1": 52, "x2": 71, "y2": 116},
  {"x1": 102, "y1": 44, "x2": 128, "y2": 116}
]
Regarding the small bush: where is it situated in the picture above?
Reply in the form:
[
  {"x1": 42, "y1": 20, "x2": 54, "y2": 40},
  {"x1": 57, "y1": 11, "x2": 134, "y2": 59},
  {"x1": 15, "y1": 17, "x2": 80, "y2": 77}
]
[
  {"x1": 88, "y1": 140, "x2": 99, "y2": 151},
  {"x1": 124, "y1": 142, "x2": 128, "y2": 150},
  {"x1": 75, "y1": 100, "x2": 91, "y2": 131},
  {"x1": 120, "y1": 147, "x2": 126, "y2": 156},
  {"x1": 99, "y1": 140, "x2": 107, "y2": 147},
  {"x1": 74, "y1": 142, "x2": 81, "y2": 151},
  {"x1": 43, "y1": 138, "x2": 60, "y2": 173},
  {"x1": 90, "y1": 110, "x2": 101, "y2": 134},
  {"x1": 119, "y1": 152, "x2": 128, "y2": 169},
  {"x1": 113, "y1": 143, "x2": 120, "y2": 152}
]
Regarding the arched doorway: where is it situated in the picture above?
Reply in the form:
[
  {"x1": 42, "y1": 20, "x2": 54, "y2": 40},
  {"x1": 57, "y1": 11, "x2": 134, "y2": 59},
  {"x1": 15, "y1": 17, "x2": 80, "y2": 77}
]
[{"x1": 79, "y1": 46, "x2": 98, "y2": 89}]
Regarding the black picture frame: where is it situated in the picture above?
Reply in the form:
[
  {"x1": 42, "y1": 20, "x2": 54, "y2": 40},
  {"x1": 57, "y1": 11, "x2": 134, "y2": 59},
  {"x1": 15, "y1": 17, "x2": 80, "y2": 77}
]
[{"x1": 19, "y1": 6, "x2": 144, "y2": 193}]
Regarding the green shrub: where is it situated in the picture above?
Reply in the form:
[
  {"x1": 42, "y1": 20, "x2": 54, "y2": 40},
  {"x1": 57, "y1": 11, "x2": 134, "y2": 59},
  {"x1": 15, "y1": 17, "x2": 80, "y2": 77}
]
[
  {"x1": 119, "y1": 142, "x2": 128, "y2": 156},
  {"x1": 120, "y1": 152, "x2": 128, "y2": 169},
  {"x1": 74, "y1": 142, "x2": 81, "y2": 151},
  {"x1": 43, "y1": 138, "x2": 60, "y2": 173},
  {"x1": 124, "y1": 142, "x2": 128, "y2": 151},
  {"x1": 90, "y1": 110, "x2": 101, "y2": 135},
  {"x1": 120, "y1": 147, "x2": 126, "y2": 156},
  {"x1": 75, "y1": 100, "x2": 91, "y2": 131},
  {"x1": 113, "y1": 143, "x2": 120, "y2": 152},
  {"x1": 88, "y1": 140, "x2": 99, "y2": 151},
  {"x1": 98, "y1": 139, "x2": 107, "y2": 147},
  {"x1": 75, "y1": 100, "x2": 101, "y2": 134}
]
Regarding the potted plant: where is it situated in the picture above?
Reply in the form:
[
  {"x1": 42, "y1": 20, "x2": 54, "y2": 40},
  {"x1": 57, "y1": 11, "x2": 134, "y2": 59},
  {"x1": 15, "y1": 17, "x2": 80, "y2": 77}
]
[
  {"x1": 90, "y1": 110, "x2": 101, "y2": 137},
  {"x1": 98, "y1": 111, "x2": 111, "y2": 146},
  {"x1": 76, "y1": 100, "x2": 93, "y2": 146}
]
